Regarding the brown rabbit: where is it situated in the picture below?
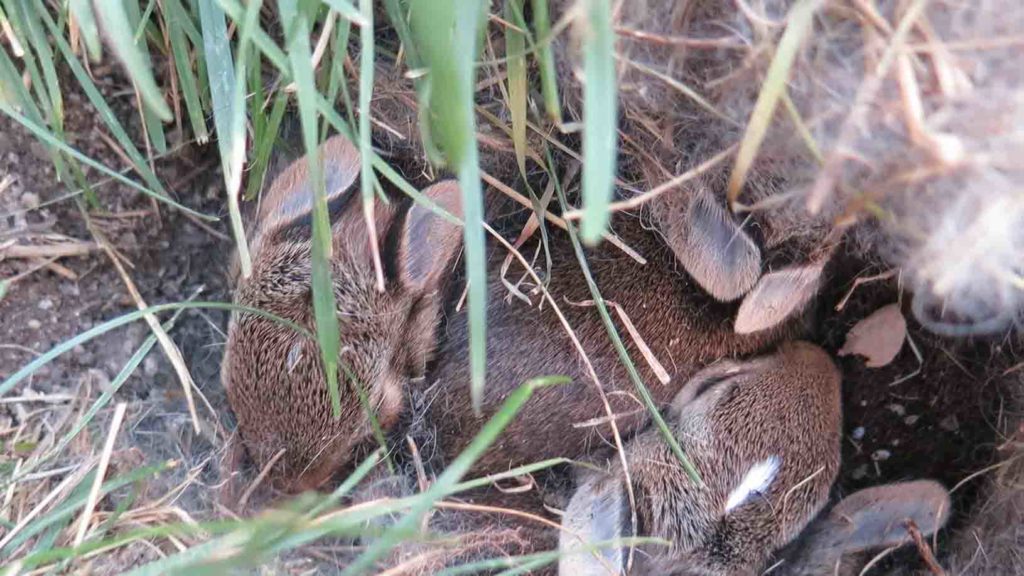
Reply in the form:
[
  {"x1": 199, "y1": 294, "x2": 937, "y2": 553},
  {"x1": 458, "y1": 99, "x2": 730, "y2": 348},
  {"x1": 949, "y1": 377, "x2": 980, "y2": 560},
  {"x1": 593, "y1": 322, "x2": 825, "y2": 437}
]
[
  {"x1": 558, "y1": 342, "x2": 842, "y2": 575},
  {"x1": 222, "y1": 134, "x2": 465, "y2": 492}
]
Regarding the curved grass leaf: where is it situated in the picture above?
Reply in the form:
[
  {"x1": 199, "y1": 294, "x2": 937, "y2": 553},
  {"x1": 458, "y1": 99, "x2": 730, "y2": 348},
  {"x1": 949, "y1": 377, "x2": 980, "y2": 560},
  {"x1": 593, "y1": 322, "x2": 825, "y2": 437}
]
[
  {"x1": 92, "y1": 0, "x2": 172, "y2": 121},
  {"x1": 549, "y1": 151, "x2": 701, "y2": 484},
  {"x1": 69, "y1": 0, "x2": 102, "y2": 60},
  {"x1": 0, "y1": 301, "x2": 311, "y2": 398},
  {"x1": 504, "y1": 0, "x2": 527, "y2": 175},
  {"x1": 579, "y1": 0, "x2": 617, "y2": 244},
  {"x1": 530, "y1": 0, "x2": 561, "y2": 123},
  {"x1": 342, "y1": 375, "x2": 570, "y2": 575},
  {"x1": 279, "y1": 0, "x2": 344, "y2": 417},
  {"x1": 200, "y1": 0, "x2": 254, "y2": 277},
  {"x1": 408, "y1": 0, "x2": 489, "y2": 413},
  {"x1": 0, "y1": 101, "x2": 213, "y2": 220}
]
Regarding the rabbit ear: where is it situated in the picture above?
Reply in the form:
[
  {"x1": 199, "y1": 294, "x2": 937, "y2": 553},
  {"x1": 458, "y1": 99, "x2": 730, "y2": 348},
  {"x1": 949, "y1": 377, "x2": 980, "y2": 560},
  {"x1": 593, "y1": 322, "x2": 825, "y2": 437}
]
[
  {"x1": 671, "y1": 191, "x2": 762, "y2": 302},
  {"x1": 797, "y1": 480, "x2": 950, "y2": 565},
  {"x1": 398, "y1": 180, "x2": 465, "y2": 291},
  {"x1": 734, "y1": 261, "x2": 825, "y2": 334},
  {"x1": 558, "y1": 476, "x2": 629, "y2": 576},
  {"x1": 257, "y1": 134, "x2": 362, "y2": 235}
]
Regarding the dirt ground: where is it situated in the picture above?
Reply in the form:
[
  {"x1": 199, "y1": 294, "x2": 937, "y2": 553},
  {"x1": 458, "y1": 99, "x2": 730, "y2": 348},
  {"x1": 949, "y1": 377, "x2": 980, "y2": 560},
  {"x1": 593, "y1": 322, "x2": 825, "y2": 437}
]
[{"x1": 1, "y1": 68, "x2": 1017, "y2": 573}]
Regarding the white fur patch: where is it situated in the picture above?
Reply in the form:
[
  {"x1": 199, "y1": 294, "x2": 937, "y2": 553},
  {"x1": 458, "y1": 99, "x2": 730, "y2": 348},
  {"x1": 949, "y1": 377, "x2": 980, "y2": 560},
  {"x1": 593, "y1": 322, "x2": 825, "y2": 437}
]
[{"x1": 725, "y1": 456, "x2": 781, "y2": 513}]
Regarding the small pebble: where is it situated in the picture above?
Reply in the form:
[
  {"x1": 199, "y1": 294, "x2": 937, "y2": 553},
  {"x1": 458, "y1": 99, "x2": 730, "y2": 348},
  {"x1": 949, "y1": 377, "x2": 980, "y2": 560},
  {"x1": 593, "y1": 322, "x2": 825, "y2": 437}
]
[
  {"x1": 37, "y1": 298, "x2": 53, "y2": 310},
  {"x1": 27, "y1": 319, "x2": 41, "y2": 330},
  {"x1": 20, "y1": 192, "x2": 40, "y2": 210},
  {"x1": 887, "y1": 403, "x2": 906, "y2": 417},
  {"x1": 851, "y1": 464, "x2": 869, "y2": 480},
  {"x1": 940, "y1": 415, "x2": 960, "y2": 432},
  {"x1": 851, "y1": 426, "x2": 866, "y2": 441},
  {"x1": 904, "y1": 415, "x2": 920, "y2": 426},
  {"x1": 871, "y1": 449, "x2": 891, "y2": 461},
  {"x1": 143, "y1": 355, "x2": 160, "y2": 377}
]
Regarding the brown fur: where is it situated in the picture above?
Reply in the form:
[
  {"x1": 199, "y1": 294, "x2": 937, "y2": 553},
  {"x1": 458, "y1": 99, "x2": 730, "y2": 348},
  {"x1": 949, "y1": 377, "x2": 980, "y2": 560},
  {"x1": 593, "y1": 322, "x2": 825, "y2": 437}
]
[
  {"x1": 421, "y1": 208, "x2": 795, "y2": 475},
  {"x1": 222, "y1": 135, "x2": 463, "y2": 492},
  {"x1": 600, "y1": 342, "x2": 842, "y2": 574}
]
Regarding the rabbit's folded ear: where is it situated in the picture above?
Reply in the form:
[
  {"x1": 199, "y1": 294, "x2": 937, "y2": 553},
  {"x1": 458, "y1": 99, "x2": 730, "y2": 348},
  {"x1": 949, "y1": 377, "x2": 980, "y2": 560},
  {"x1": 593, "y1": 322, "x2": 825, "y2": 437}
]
[
  {"x1": 671, "y1": 191, "x2": 762, "y2": 302},
  {"x1": 558, "y1": 475, "x2": 629, "y2": 576},
  {"x1": 734, "y1": 261, "x2": 825, "y2": 334},
  {"x1": 797, "y1": 480, "x2": 950, "y2": 566},
  {"x1": 398, "y1": 180, "x2": 465, "y2": 291},
  {"x1": 257, "y1": 134, "x2": 362, "y2": 236}
]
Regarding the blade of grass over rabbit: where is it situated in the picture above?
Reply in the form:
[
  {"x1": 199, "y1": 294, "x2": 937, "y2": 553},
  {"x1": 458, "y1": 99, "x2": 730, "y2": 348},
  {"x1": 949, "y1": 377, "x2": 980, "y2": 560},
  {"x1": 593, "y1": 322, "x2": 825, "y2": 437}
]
[
  {"x1": 504, "y1": 0, "x2": 528, "y2": 175},
  {"x1": 343, "y1": 376, "x2": 570, "y2": 575},
  {"x1": 314, "y1": 95, "x2": 462, "y2": 225},
  {"x1": 358, "y1": 0, "x2": 385, "y2": 290},
  {"x1": 164, "y1": 0, "x2": 210, "y2": 143},
  {"x1": 727, "y1": 0, "x2": 823, "y2": 207},
  {"x1": 580, "y1": 0, "x2": 617, "y2": 243},
  {"x1": 0, "y1": 102, "x2": 214, "y2": 219},
  {"x1": 407, "y1": 0, "x2": 490, "y2": 412},
  {"x1": 531, "y1": 0, "x2": 562, "y2": 123},
  {"x1": 279, "y1": 0, "x2": 344, "y2": 417},
  {"x1": 200, "y1": 0, "x2": 253, "y2": 277},
  {"x1": 549, "y1": 150, "x2": 702, "y2": 486},
  {"x1": 91, "y1": 0, "x2": 171, "y2": 120},
  {"x1": 246, "y1": 89, "x2": 289, "y2": 200},
  {"x1": 435, "y1": 537, "x2": 667, "y2": 576},
  {"x1": 0, "y1": 302, "x2": 310, "y2": 398},
  {"x1": 34, "y1": 1, "x2": 172, "y2": 204}
]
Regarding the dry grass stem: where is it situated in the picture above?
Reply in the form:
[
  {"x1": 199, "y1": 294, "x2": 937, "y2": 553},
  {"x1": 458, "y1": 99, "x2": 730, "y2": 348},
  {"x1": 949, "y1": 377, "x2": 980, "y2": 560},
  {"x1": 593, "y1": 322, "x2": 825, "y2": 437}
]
[{"x1": 73, "y1": 402, "x2": 127, "y2": 547}]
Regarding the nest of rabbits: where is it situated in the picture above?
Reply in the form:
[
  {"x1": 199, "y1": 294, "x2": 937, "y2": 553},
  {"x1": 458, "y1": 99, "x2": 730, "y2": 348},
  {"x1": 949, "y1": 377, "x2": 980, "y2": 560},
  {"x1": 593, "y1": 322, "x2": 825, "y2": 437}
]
[{"x1": 217, "y1": 0, "x2": 1024, "y2": 573}]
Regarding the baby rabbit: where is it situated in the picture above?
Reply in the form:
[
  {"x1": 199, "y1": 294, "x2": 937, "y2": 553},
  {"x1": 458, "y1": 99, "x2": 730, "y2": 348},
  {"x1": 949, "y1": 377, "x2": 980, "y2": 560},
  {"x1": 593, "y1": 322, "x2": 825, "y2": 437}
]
[
  {"x1": 221, "y1": 133, "x2": 464, "y2": 492},
  {"x1": 559, "y1": 342, "x2": 842, "y2": 575}
]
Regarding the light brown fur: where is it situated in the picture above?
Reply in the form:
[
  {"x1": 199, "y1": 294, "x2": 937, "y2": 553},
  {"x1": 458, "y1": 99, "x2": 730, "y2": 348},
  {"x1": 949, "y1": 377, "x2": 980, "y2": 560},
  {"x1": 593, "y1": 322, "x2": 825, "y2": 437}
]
[{"x1": 560, "y1": 342, "x2": 842, "y2": 574}]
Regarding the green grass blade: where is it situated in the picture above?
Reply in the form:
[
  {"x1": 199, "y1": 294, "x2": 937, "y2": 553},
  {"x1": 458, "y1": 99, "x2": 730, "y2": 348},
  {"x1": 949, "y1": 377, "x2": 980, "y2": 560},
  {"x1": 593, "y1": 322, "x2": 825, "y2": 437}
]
[
  {"x1": 13, "y1": 0, "x2": 62, "y2": 124},
  {"x1": 200, "y1": 0, "x2": 255, "y2": 278},
  {"x1": 550, "y1": 152, "x2": 701, "y2": 484},
  {"x1": 124, "y1": 0, "x2": 167, "y2": 153},
  {"x1": 244, "y1": 88, "x2": 288, "y2": 200},
  {"x1": 579, "y1": 0, "x2": 617, "y2": 244},
  {"x1": 280, "y1": 0, "x2": 344, "y2": 416},
  {"x1": 408, "y1": 0, "x2": 488, "y2": 413},
  {"x1": 33, "y1": 2, "x2": 180, "y2": 203},
  {"x1": 0, "y1": 301, "x2": 311, "y2": 398},
  {"x1": 504, "y1": 0, "x2": 528, "y2": 175},
  {"x1": 164, "y1": 0, "x2": 209, "y2": 142},
  {"x1": 69, "y1": 0, "x2": 102, "y2": 61},
  {"x1": 0, "y1": 462, "x2": 171, "y2": 557},
  {"x1": 322, "y1": 0, "x2": 366, "y2": 26},
  {"x1": 216, "y1": 0, "x2": 289, "y2": 72},
  {"x1": 358, "y1": 0, "x2": 379, "y2": 285},
  {"x1": 93, "y1": 0, "x2": 172, "y2": 120},
  {"x1": 342, "y1": 375, "x2": 570, "y2": 574},
  {"x1": 530, "y1": 0, "x2": 561, "y2": 123},
  {"x1": 726, "y1": 0, "x2": 822, "y2": 206},
  {"x1": 0, "y1": 100, "x2": 213, "y2": 219}
]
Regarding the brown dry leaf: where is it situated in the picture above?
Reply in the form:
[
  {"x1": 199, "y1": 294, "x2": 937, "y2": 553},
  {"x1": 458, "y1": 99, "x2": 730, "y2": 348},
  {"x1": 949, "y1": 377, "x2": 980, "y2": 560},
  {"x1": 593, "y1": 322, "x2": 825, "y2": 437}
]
[{"x1": 839, "y1": 303, "x2": 907, "y2": 368}]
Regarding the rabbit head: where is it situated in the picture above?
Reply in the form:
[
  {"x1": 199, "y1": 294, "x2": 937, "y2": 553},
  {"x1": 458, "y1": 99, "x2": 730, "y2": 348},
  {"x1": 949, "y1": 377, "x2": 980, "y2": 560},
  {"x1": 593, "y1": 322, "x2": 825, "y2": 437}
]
[
  {"x1": 222, "y1": 134, "x2": 464, "y2": 492},
  {"x1": 559, "y1": 341, "x2": 842, "y2": 575}
]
